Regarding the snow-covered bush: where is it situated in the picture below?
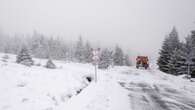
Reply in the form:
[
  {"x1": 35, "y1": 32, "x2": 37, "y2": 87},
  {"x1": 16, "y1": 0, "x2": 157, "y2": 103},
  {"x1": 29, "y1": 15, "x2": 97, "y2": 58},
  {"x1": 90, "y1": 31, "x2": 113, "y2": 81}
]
[
  {"x1": 16, "y1": 46, "x2": 34, "y2": 66},
  {"x1": 35, "y1": 63, "x2": 41, "y2": 66},
  {"x1": 45, "y1": 59, "x2": 56, "y2": 69},
  {"x1": 1, "y1": 54, "x2": 9, "y2": 62}
]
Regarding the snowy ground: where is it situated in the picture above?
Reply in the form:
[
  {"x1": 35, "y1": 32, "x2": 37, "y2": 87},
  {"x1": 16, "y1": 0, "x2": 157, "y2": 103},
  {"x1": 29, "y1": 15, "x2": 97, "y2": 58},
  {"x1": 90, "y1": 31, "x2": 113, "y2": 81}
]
[
  {"x1": 0, "y1": 53, "x2": 94, "y2": 110},
  {"x1": 0, "y1": 53, "x2": 195, "y2": 110},
  {"x1": 117, "y1": 68, "x2": 195, "y2": 110}
]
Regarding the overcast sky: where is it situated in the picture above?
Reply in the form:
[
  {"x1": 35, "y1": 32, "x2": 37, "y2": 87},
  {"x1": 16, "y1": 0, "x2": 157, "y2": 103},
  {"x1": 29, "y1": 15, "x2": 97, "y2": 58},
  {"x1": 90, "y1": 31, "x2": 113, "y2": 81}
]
[{"x1": 0, "y1": 0, "x2": 195, "y2": 58}]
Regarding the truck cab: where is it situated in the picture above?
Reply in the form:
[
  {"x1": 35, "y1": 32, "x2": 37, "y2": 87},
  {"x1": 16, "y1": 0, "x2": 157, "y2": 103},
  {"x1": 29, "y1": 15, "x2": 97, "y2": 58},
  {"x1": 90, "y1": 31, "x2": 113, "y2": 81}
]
[{"x1": 136, "y1": 56, "x2": 149, "y2": 69}]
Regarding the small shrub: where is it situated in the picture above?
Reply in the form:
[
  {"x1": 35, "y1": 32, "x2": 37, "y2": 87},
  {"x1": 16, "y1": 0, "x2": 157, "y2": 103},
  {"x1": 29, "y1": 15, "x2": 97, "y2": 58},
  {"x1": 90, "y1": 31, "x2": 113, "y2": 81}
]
[
  {"x1": 16, "y1": 46, "x2": 34, "y2": 66},
  {"x1": 1, "y1": 54, "x2": 9, "y2": 62},
  {"x1": 35, "y1": 63, "x2": 41, "y2": 66},
  {"x1": 45, "y1": 59, "x2": 56, "y2": 69}
]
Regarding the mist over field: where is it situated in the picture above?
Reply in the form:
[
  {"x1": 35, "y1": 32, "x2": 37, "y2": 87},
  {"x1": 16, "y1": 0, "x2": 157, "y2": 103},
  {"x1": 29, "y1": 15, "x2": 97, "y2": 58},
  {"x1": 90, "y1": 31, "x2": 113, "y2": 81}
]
[{"x1": 0, "y1": 0, "x2": 195, "y2": 58}]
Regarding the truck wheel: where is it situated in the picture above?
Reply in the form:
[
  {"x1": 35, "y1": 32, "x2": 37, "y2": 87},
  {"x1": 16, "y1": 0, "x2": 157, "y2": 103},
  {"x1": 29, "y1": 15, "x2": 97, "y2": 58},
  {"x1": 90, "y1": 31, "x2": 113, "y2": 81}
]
[{"x1": 144, "y1": 64, "x2": 148, "y2": 69}]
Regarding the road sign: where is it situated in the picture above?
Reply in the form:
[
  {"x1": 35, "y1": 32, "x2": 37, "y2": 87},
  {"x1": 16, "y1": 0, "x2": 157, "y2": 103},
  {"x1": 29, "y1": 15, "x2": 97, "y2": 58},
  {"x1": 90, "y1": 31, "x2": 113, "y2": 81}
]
[{"x1": 92, "y1": 48, "x2": 100, "y2": 64}]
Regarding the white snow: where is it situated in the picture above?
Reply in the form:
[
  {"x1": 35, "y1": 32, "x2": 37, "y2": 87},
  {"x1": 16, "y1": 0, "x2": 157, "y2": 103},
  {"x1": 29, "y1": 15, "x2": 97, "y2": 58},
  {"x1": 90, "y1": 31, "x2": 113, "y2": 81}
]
[
  {"x1": 0, "y1": 53, "x2": 195, "y2": 110},
  {"x1": 0, "y1": 53, "x2": 94, "y2": 110}
]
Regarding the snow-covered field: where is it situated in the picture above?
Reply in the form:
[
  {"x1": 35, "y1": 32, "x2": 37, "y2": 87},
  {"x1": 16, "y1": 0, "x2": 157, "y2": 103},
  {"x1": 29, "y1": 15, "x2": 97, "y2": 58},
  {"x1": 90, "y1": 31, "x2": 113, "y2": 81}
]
[
  {"x1": 0, "y1": 53, "x2": 93, "y2": 110},
  {"x1": 0, "y1": 53, "x2": 195, "y2": 110}
]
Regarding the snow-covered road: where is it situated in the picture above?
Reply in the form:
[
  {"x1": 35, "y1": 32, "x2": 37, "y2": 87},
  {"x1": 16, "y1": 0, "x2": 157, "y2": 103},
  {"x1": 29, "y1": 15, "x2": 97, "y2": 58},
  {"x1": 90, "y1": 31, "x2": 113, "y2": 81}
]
[
  {"x1": 120, "y1": 82, "x2": 195, "y2": 110},
  {"x1": 117, "y1": 68, "x2": 195, "y2": 110},
  {"x1": 59, "y1": 67, "x2": 195, "y2": 110}
]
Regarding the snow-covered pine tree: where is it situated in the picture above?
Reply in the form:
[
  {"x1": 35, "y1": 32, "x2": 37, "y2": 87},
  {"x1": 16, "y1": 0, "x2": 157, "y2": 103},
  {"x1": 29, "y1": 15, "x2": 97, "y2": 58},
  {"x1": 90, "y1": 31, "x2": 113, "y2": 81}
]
[
  {"x1": 124, "y1": 54, "x2": 131, "y2": 66},
  {"x1": 168, "y1": 48, "x2": 183, "y2": 75},
  {"x1": 113, "y1": 45, "x2": 124, "y2": 66},
  {"x1": 98, "y1": 48, "x2": 112, "y2": 69},
  {"x1": 29, "y1": 31, "x2": 49, "y2": 58},
  {"x1": 66, "y1": 42, "x2": 75, "y2": 62},
  {"x1": 175, "y1": 37, "x2": 194, "y2": 75},
  {"x1": 157, "y1": 27, "x2": 180, "y2": 73},
  {"x1": 173, "y1": 43, "x2": 187, "y2": 75},
  {"x1": 187, "y1": 30, "x2": 195, "y2": 78},
  {"x1": 45, "y1": 59, "x2": 56, "y2": 69},
  {"x1": 84, "y1": 41, "x2": 92, "y2": 63},
  {"x1": 174, "y1": 31, "x2": 195, "y2": 77},
  {"x1": 16, "y1": 46, "x2": 34, "y2": 66},
  {"x1": 75, "y1": 36, "x2": 85, "y2": 62},
  {"x1": 60, "y1": 43, "x2": 68, "y2": 60},
  {"x1": 47, "y1": 37, "x2": 64, "y2": 59}
]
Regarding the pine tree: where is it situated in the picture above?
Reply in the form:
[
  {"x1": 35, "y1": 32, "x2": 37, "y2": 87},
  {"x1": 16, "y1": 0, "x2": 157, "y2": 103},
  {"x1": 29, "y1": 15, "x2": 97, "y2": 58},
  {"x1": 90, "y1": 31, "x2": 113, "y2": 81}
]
[
  {"x1": 168, "y1": 49, "x2": 182, "y2": 75},
  {"x1": 113, "y1": 45, "x2": 124, "y2": 66},
  {"x1": 174, "y1": 32, "x2": 195, "y2": 77},
  {"x1": 176, "y1": 37, "x2": 194, "y2": 75},
  {"x1": 47, "y1": 37, "x2": 65, "y2": 59},
  {"x1": 84, "y1": 42, "x2": 92, "y2": 63},
  {"x1": 75, "y1": 36, "x2": 85, "y2": 62},
  {"x1": 98, "y1": 49, "x2": 112, "y2": 69},
  {"x1": 168, "y1": 31, "x2": 195, "y2": 77},
  {"x1": 29, "y1": 31, "x2": 48, "y2": 58},
  {"x1": 124, "y1": 54, "x2": 131, "y2": 66},
  {"x1": 16, "y1": 46, "x2": 34, "y2": 66},
  {"x1": 157, "y1": 27, "x2": 180, "y2": 73},
  {"x1": 185, "y1": 31, "x2": 195, "y2": 77},
  {"x1": 66, "y1": 42, "x2": 74, "y2": 61}
]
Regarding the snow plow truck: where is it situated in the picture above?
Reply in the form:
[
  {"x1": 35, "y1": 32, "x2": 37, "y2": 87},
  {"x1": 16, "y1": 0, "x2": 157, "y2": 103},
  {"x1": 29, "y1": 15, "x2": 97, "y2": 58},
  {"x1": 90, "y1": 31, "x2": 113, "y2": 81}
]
[{"x1": 136, "y1": 56, "x2": 149, "y2": 69}]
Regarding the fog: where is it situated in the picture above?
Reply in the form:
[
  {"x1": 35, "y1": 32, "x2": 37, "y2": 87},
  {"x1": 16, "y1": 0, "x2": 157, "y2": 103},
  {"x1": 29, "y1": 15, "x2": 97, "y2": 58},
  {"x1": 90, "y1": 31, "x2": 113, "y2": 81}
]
[{"x1": 0, "y1": 0, "x2": 195, "y2": 58}]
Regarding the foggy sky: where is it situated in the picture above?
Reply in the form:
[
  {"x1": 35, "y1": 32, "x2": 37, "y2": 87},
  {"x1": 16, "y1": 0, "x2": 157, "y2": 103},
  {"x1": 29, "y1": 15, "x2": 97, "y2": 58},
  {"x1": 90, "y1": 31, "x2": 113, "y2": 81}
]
[{"x1": 0, "y1": 0, "x2": 195, "y2": 58}]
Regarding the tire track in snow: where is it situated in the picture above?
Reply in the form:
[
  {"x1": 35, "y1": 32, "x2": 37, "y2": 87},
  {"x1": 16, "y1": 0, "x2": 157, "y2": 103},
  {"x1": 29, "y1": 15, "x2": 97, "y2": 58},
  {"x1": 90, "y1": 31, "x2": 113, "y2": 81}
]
[
  {"x1": 119, "y1": 82, "x2": 195, "y2": 110},
  {"x1": 120, "y1": 82, "x2": 170, "y2": 110}
]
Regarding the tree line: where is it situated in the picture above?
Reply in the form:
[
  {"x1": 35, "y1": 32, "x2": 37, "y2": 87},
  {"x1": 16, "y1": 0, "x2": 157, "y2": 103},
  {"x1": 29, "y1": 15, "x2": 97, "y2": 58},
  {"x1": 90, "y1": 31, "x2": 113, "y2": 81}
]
[
  {"x1": 158, "y1": 27, "x2": 195, "y2": 78},
  {"x1": 0, "y1": 30, "x2": 132, "y2": 69}
]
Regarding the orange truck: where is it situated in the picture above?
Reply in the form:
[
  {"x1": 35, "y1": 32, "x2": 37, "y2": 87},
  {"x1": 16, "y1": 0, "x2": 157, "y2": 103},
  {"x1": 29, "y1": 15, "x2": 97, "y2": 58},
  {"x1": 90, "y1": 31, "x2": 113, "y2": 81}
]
[{"x1": 136, "y1": 56, "x2": 149, "y2": 69}]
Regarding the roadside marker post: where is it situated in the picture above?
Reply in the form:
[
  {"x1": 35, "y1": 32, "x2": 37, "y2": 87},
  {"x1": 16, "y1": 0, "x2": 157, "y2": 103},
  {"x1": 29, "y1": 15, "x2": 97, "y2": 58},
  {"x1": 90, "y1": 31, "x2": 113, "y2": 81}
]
[{"x1": 92, "y1": 48, "x2": 100, "y2": 83}]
